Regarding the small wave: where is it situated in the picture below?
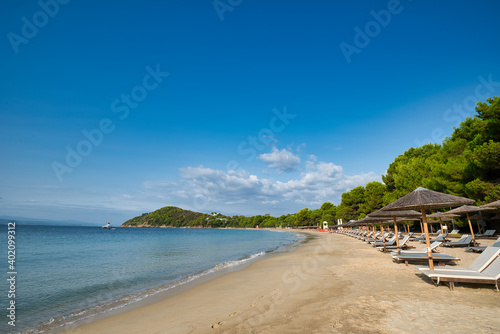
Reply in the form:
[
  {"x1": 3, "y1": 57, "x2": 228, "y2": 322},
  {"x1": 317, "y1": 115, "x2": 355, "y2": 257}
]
[{"x1": 28, "y1": 251, "x2": 268, "y2": 333}]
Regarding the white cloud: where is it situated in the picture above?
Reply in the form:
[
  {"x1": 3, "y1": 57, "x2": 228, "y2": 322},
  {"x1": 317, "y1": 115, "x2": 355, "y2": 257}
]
[
  {"x1": 258, "y1": 146, "x2": 301, "y2": 174},
  {"x1": 141, "y1": 158, "x2": 378, "y2": 216}
]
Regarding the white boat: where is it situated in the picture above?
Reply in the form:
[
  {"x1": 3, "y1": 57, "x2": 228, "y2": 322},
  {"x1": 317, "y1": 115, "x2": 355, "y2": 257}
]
[{"x1": 102, "y1": 214, "x2": 115, "y2": 229}]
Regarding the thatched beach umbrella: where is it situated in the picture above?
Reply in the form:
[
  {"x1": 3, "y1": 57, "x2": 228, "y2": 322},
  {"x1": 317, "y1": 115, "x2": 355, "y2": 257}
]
[
  {"x1": 446, "y1": 205, "x2": 495, "y2": 246},
  {"x1": 481, "y1": 200, "x2": 500, "y2": 208},
  {"x1": 381, "y1": 187, "x2": 474, "y2": 270},
  {"x1": 368, "y1": 210, "x2": 421, "y2": 254}
]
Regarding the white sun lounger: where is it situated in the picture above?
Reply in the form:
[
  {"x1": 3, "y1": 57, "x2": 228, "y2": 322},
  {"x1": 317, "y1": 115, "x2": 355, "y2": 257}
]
[
  {"x1": 371, "y1": 235, "x2": 397, "y2": 247},
  {"x1": 390, "y1": 241, "x2": 442, "y2": 258},
  {"x1": 442, "y1": 235, "x2": 472, "y2": 247},
  {"x1": 377, "y1": 235, "x2": 410, "y2": 251},
  {"x1": 416, "y1": 246, "x2": 500, "y2": 272},
  {"x1": 420, "y1": 254, "x2": 500, "y2": 290},
  {"x1": 422, "y1": 234, "x2": 446, "y2": 243},
  {"x1": 392, "y1": 252, "x2": 459, "y2": 266}
]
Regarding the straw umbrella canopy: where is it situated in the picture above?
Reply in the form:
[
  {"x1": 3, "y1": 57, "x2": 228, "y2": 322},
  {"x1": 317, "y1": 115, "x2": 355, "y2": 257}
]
[
  {"x1": 446, "y1": 205, "x2": 495, "y2": 245},
  {"x1": 368, "y1": 209, "x2": 421, "y2": 254},
  {"x1": 380, "y1": 187, "x2": 474, "y2": 270},
  {"x1": 481, "y1": 200, "x2": 500, "y2": 208}
]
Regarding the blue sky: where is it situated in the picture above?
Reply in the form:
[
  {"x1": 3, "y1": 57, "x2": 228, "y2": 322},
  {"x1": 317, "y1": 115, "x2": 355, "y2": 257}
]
[{"x1": 1, "y1": 0, "x2": 500, "y2": 225}]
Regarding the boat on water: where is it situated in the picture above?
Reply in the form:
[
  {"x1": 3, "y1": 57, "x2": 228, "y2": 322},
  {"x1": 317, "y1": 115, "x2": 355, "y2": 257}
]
[{"x1": 102, "y1": 216, "x2": 116, "y2": 230}]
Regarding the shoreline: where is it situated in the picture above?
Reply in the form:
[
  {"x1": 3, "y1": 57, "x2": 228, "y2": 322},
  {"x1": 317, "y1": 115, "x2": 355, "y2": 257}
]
[
  {"x1": 44, "y1": 229, "x2": 308, "y2": 334},
  {"x1": 62, "y1": 232, "x2": 500, "y2": 333}
]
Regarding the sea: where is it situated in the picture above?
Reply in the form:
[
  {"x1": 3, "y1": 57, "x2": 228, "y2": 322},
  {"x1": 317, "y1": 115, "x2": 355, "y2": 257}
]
[{"x1": 0, "y1": 224, "x2": 303, "y2": 333}]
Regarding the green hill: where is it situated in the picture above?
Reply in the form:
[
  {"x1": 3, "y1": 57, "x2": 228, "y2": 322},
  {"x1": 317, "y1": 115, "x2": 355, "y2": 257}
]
[{"x1": 121, "y1": 206, "x2": 228, "y2": 228}]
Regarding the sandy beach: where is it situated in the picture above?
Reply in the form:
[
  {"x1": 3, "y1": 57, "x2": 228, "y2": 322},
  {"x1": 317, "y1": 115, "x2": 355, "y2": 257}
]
[{"x1": 62, "y1": 232, "x2": 500, "y2": 334}]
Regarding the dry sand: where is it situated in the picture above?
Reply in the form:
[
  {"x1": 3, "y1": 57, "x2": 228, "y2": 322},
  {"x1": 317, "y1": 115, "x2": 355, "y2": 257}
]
[{"x1": 62, "y1": 232, "x2": 500, "y2": 334}]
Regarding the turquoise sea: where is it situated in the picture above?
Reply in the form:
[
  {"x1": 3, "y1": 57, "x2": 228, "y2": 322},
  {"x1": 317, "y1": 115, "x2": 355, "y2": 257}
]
[{"x1": 0, "y1": 224, "x2": 302, "y2": 333}]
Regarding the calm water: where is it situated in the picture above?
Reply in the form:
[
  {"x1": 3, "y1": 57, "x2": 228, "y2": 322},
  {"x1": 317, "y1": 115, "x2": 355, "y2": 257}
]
[{"x1": 0, "y1": 224, "x2": 301, "y2": 333}]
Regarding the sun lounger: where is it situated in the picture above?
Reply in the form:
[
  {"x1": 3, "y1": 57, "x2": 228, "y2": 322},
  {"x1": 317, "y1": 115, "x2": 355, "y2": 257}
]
[
  {"x1": 476, "y1": 229, "x2": 496, "y2": 237},
  {"x1": 366, "y1": 231, "x2": 380, "y2": 242},
  {"x1": 371, "y1": 235, "x2": 397, "y2": 247},
  {"x1": 422, "y1": 234, "x2": 447, "y2": 243},
  {"x1": 362, "y1": 232, "x2": 373, "y2": 242},
  {"x1": 449, "y1": 229, "x2": 459, "y2": 235},
  {"x1": 377, "y1": 235, "x2": 410, "y2": 252},
  {"x1": 411, "y1": 234, "x2": 425, "y2": 242},
  {"x1": 392, "y1": 252, "x2": 459, "y2": 266},
  {"x1": 416, "y1": 246, "x2": 500, "y2": 272},
  {"x1": 391, "y1": 241, "x2": 442, "y2": 257},
  {"x1": 442, "y1": 235, "x2": 473, "y2": 248},
  {"x1": 420, "y1": 254, "x2": 500, "y2": 290},
  {"x1": 467, "y1": 236, "x2": 500, "y2": 253}
]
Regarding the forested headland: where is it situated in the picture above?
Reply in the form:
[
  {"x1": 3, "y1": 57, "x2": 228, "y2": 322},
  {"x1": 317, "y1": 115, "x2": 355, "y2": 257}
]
[{"x1": 122, "y1": 97, "x2": 499, "y2": 229}]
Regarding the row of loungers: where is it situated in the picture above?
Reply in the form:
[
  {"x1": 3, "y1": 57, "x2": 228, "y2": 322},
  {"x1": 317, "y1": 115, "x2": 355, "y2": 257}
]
[{"x1": 336, "y1": 229, "x2": 500, "y2": 291}]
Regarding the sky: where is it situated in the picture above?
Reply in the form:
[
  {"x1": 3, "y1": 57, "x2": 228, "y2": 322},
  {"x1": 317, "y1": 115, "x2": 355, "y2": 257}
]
[{"x1": 1, "y1": 0, "x2": 500, "y2": 225}]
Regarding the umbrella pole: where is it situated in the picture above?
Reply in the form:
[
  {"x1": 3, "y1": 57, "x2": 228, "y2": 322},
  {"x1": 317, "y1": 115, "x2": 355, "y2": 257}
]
[
  {"x1": 421, "y1": 206, "x2": 434, "y2": 270},
  {"x1": 439, "y1": 219, "x2": 444, "y2": 241},
  {"x1": 476, "y1": 221, "x2": 481, "y2": 235},
  {"x1": 466, "y1": 212, "x2": 476, "y2": 246},
  {"x1": 393, "y1": 217, "x2": 400, "y2": 254},
  {"x1": 420, "y1": 220, "x2": 424, "y2": 235},
  {"x1": 380, "y1": 224, "x2": 385, "y2": 251}
]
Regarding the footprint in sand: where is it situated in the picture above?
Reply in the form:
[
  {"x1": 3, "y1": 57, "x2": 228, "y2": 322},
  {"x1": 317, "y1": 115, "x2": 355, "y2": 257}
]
[{"x1": 211, "y1": 322, "x2": 223, "y2": 329}]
